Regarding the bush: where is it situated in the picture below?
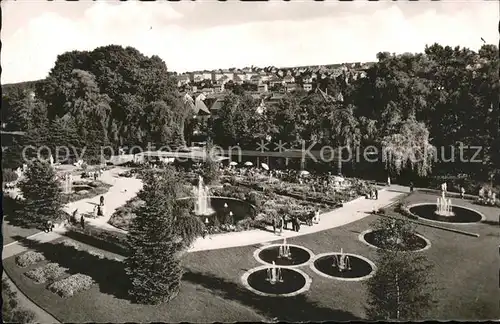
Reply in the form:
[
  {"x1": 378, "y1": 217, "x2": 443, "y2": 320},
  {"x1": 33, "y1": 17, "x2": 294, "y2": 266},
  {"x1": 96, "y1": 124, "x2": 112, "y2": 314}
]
[
  {"x1": 61, "y1": 239, "x2": 81, "y2": 250},
  {"x1": 48, "y1": 274, "x2": 95, "y2": 298},
  {"x1": 24, "y1": 263, "x2": 68, "y2": 284},
  {"x1": 15, "y1": 251, "x2": 46, "y2": 268},
  {"x1": 87, "y1": 250, "x2": 105, "y2": 259},
  {"x1": 3, "y1": 168, "x2": 19, "y2": 183}
]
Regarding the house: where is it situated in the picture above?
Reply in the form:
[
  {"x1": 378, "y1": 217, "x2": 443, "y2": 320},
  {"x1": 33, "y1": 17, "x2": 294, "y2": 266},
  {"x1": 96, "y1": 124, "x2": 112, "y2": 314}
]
[
  {"x1": 245, "y1": 72, "x2": 257, "y2": 81},
  {"x1": 268, "y1": 76, "x2": 284, "y2": 87},
  {"x1": 223, "y1": 72, "x2": 234, "y2": 81},
  {"x1": 192, "y1": 72, "x2": 204, "y2": 82},
  {"x1": 217, "y1": 75, "x2": 230, "y2": 85},
  {"x1": 214, "y1": 83, "x2": 225, "y2": 93},
  {"x1": 249, "y1": 74, "x2": 262, "y2": 84},
  {"x1": 213, "y1": 72, "x2": 225, "y2": 82},
  {"x1": 209, "y1": 98, "x2": 226, "y2": 112},
  {"x1": 285, "y1": 83, "x2": 297, "y2": 93},
  {"x1": 302, "y1": 76, "x2": 313, "y2": 84},
  {"x1": 255, "y1": 99, "x2": 266, "y2": 115},
  {"x1": 283, "y1": 75, "x2": 295, "y2": 84},
  {"x1": 233, "y1": 74, "x2": 244, "y2": 85},
  {"x1": 303, "y1": 83, "x2": 313, "y2": 92},
  {"x1": 257, "y1": 83, "x2": 268, "y2": 93},
  {"x1": 177, "y1": 74, "x2": 191, "y2": 87},
  {"x1": 202, "y1": 72, "x2": 212, "y2": 80},
  {"x1": 200, "y1": 87, "x2": 214, "y2": 94}
]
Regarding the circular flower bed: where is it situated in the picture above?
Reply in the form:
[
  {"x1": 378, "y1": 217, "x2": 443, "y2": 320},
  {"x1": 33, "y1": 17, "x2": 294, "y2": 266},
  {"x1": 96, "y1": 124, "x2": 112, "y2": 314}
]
[
  {"x1": 360, "y1": 229, "x2": 431, "y2": 252},
  {"x1": 242, "y1": 265, "x2": 312, "y2": 297},
  {"x1": 254, "y1": 244, "x2": 314, "y2": 267},
  {"x1": 408, "y1": 203, "x2": 484, "y2": 224},
  {"x1": 310, "y1": 253, "x2": 376, "y2": 281}
]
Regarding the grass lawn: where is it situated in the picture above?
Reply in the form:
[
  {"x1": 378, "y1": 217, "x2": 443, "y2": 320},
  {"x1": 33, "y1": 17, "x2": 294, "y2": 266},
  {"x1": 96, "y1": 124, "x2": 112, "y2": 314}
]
[{"x1": 4, "y1": 191, "x2": 499, "y2": 321}]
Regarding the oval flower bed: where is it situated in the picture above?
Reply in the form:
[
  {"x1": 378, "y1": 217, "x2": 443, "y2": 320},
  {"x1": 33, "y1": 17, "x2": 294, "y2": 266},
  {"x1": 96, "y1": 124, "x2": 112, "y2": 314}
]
[
  {"x1": 48, "y1": 273, "x2": 95, "y2": 298},
  {"x1": 24, "y1": 263, "x2": 68, "y2": 284},
  {"x1": 15, "y1": 251, "x2": 46, "y2": 268}
]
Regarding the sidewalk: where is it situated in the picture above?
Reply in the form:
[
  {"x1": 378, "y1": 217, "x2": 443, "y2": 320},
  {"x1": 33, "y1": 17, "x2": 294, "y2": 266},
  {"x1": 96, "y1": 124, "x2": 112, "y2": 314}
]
[{"x1": 2, "y1": 168, "x2": 142, "y2": 259}]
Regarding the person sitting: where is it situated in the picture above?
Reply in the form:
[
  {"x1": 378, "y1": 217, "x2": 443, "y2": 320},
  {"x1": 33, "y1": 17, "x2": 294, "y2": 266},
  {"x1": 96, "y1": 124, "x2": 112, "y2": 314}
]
[{"x1": 45, "y1": 220, "x2": 54, "y2": 233}]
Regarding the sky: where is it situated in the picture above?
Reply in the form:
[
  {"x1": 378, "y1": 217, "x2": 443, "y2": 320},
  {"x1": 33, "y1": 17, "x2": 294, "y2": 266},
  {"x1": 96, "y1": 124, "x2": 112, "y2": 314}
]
[{"x1": 2, "y1": 0, "x2": 498, "y2": 84}]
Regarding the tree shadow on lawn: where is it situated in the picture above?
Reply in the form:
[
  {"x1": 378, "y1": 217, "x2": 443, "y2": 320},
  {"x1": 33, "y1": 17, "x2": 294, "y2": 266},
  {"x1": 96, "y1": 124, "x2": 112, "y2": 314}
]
[
  {"x1": 3, "y1": 196, "x2": 42, "y2": 229},
  {"x1": 182, "y1": 270, "x2": 360, "y2": 322},
  {"x1": 13, "y1": 236, "x2": 132, "y2": 301}
]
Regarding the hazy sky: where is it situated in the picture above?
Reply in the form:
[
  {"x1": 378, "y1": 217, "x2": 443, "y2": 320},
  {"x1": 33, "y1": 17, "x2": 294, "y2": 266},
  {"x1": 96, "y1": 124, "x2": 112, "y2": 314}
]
[{"x1": 2, "y1": 0, "x2": 498, "y2": 84}]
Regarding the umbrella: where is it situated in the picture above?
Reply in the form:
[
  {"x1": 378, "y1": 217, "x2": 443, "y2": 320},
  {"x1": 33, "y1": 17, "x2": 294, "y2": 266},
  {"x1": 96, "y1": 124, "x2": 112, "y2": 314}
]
[
  {"x1": 261, "y1": 163, "x2": 269, "y2": 170},
  {"x1": 229, "y1": 161, "x2": 238, "y2": 166},
  {"x1": 299, "y1": 170, "x2": 310, "y2": 176},
  {"x1": 244, "y1": 161, "x2": 253, "y2": 167}
]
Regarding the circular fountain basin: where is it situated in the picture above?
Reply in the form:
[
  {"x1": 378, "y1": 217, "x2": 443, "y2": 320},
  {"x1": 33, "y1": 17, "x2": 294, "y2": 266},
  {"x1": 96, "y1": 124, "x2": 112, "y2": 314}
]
[
  {"x1": 310, "y1": 253, "x2": 376, "y2": 281},
  {"x1": 178, "y1": 196, "x2": 256, "y2": 223},
  {"x1": 359, "y1": 229, "x2": 431, "y2": 252},
  {"x1": 254, "y1": 244, "x2": 314, "y2": 267},
  {"x1": 242, "y1": 265, "x2": 312, "y2": 297},
  {"x1": 408, "y1": 203, "x2": 485, "y2": 224}
]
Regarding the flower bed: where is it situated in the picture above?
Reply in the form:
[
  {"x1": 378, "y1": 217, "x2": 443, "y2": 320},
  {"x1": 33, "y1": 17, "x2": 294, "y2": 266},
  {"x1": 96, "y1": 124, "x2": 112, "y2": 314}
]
[
  {"x1": 235, "y1": 178, "x2": 366, "y2": 206},
  {"x1": 65, "y1": 225, "x2": 129, "y2": 256},
  {"x1": 48, "y1": 274, "x2": 95, "y2": 298},
  {"x1": 108, "y1": 197, "x2": 145, "y2": 231},
  {"x1": 15, "y1": 251, "x2": 46, "y2": 268},
  {"x1": 24, "y1": 263, "x2": 68, "y2": 284},
  {"x1": 63, "y1": 181, "x2": 112, "y2": 203}
]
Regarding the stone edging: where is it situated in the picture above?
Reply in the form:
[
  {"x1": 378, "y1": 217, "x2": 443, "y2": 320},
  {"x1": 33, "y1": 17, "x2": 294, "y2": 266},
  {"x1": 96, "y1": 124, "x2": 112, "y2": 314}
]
[
  {"x1": 253, "y1": 243, "x2": 315, "y2": 268},
  {"x1": 309, "y1": 252, "x2": 377, "y2": 282},
  {"x1": 240, "y1": 265, "x2": 312, "y2": 297},
  {"x1": 407, "y1": 202, "x2": 486, "y2": 225},
  {"x1": 358, "y1": 229, "x2": 432, "y2": 252}
]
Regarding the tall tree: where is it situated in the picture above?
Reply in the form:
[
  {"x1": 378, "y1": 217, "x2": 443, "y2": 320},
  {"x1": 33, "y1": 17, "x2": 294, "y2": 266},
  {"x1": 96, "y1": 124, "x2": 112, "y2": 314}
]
[
  {"x1": 18, "y1": 160, "x2": 64, "y2": 228},
  {"x1": 366, "y1": 250, "x2": 437, "y2": 320},
  {"x1": 382, "y1": 117, "x2": 436, "y2": 177},
  {"x1": 126, "y1": 167, "x2": 203, "y2": 304}
]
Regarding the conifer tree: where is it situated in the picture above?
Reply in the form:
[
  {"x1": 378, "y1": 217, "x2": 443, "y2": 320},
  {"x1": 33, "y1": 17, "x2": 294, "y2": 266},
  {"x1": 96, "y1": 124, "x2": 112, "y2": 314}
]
[
  {"x1": 18, "y1": 160, "x2": 64, "y2": 228},
  {"x1": 125, "y1": 167, "x2": 202, "y2": 304}
]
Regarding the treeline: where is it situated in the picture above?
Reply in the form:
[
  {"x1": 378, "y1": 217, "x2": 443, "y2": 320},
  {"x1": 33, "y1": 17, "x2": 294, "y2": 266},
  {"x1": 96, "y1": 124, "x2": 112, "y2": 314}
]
[
  {"x1": 2, "y1": 45, "x2": 187, "y2": 166},
  {"x1": 203, "y1": 44, "x2": 499, "y2": 181},
  {"x1": 2, "y1": 44, "x2": 499, "y2": 182}
]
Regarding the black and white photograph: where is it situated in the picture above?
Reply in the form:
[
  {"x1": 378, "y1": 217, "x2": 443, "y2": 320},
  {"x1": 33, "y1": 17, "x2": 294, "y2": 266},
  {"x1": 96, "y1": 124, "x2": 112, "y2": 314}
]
[{"x1": 1, "y1": 0, "x2": 499, "y2": 322}]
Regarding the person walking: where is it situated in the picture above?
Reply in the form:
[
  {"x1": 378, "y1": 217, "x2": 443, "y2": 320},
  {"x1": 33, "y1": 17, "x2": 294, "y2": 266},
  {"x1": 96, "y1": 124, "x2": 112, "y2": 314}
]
[
  {"x1": 410, "y1": 181, "x2": 414, "y2": 193},
  {"x1": 375, "y1": 189, "x2": 378, "y2": 200},
  {"x1": 460, "y1": 186, "x2": 465, "y2": 199},
  {"x1": 272, "y1": 217, "x2": 277, "y2": 234},
  {"x1": 80, "y1": 215, "x2": 85, "y2": 229},
  {"x1": 100, "y1": 195, "x2": 105, "y2": 206}
]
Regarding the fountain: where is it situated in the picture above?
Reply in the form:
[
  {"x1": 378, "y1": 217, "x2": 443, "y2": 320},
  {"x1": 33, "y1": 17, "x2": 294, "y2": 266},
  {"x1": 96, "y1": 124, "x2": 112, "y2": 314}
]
[
  {"x1": 278, "y1": 238, "x2": 291, "y2": 259},
  {"x1": 266, "y1": 261, "x2": 283, "y2": 285},
  {"x1": 193, "y1": 175, "x2": 215, "y2": 216},
  {"x1": 332, "y1": 248, "x2": 351, "y2": 272},
  {"x1": 435, "y1": 192, "x2": 455, "y2": 217}
]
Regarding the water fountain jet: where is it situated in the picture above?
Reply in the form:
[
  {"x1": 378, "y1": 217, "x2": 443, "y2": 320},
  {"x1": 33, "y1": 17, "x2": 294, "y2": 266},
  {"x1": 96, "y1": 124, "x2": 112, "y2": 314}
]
[
  {"x1": 278, "y1": 238, "x2": 291, "y2": 259},
  {"x1": 266, "y1": 261, "x2": 283, "y2": 285},
  {"x1": 435, "y1": 192, "x2": 454, "y2": 217},
  {"x1": 193, "y1": 175, "x2": 215, "y2": 216},
  {"x1": 332, "y1": 248, "x2": 351, "y2": 272}
]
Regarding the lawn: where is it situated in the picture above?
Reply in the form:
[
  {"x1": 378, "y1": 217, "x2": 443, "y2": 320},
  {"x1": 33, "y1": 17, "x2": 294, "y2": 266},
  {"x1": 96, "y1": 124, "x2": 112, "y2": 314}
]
[{"x1": 3, "y1": 191, "x2": 499, "y2": 321}]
